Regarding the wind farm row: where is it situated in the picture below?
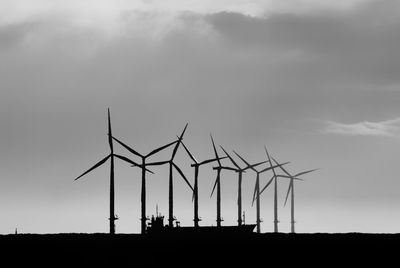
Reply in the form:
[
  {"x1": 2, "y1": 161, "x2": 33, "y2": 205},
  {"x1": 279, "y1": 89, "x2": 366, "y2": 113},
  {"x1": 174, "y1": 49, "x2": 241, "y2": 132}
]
[{"x1": 75, "y1": 109, "x2": 317, "y2": 235}]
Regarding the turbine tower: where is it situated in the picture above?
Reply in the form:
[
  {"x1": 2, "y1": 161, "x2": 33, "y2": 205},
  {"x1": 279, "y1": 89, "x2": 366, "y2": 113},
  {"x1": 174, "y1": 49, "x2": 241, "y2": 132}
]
[
  {"x1": 145, "y1": 124, "x2": 194, "y2": 228},
  {"x1": 271, "y1": 157, "x2": 317, "y2": 233},
  {"x1": 209, "y1": 134, "x2": 225, "y2": 227},
  {"x1": 218, "y1": 146, "x2": 266, "y2": 226},
  {"x1": 75, "y1": 108, "x2": 151, "y2": 234},
  {"x1": 234, "y1": 150, "x2": 288, "y2": 233},
  {"x1": 180, "y1": 141, "x2": 225, "y2": 228},
  {"x1": 264, "y1": 146, "x2": 279, "y2": 233},
  {"x1": 112, "y1": 133, "x2": 179, "y2": 234}
]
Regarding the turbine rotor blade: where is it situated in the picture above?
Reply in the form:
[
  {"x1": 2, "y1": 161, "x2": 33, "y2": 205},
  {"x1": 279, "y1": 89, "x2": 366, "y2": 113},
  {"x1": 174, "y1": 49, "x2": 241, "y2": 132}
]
[
  {"x1": 243, "y1": 161, "x2": 268, "y2": 171},
  {"x1": 259, "y1": 176, "x2": 275, "y2": 197},
  {"x1": 145, "y1": 160, "x2": 170, "y2": 166},
  {"x1": 271, "y1": 156, "x2": 292, "y2": 177},
  {"x1": 172, "y1": 162, "x2": 193, "y2": 192},
  {"x1": 107, "y1": 108, "x2": 113, "y2": 152},
  {"x1": 284, "y1": 181, "x2": 293, "y2": 207},
  {"x1": 220, "y1": 166, "x2": 238, "y2": 172},
  {"x1": 260, "y1": 162, "x2": 290, "y2": 173},
  {"x1": 210, "y1": 134, "x2": 220, "y2": 166},
  {"x1": 220, "y1": 146, "x2": 240, "y2": 169},
  {"x1": 295, "y1": 169, "x2": 319, "y2": 177},
  {"x1": 113, "y1": 154, "x2": 139, "y2": 166},
  {"x1": 146, "y1": 140, "x2": 178, "y2": 158},
  {"x1": 276, "y1": 175, "x2": 303, "y2": 181},
  {"x1": 171, "y1": 123, "x2": 188, "y2": 159},
  {"x1": 114, "y1": 154, "x2": 154, "y2": 174},
  {"x1": 251, "y1": 180, "x2": 258, "y2": 206},
  {"x1": 112, "y1": 136, "x2": 143, "y2": 158},
  {"x1": 199, "y1": 157, "x2": 227, "y2": 166},
  {"x1": 264, "y1": 145, "x2": 277, "y2": 177},
  {"x1": 210, "y1": 176, "x2": 218, "y2": 197},
  {"x1": 233, "y1": 151, "x2": 255, "y2": 172},
  {"x1": 180, "y1": 140, "x2": 198, "y2": 164},
  {"x1": 75, "y1": 155, "x2": 110, "y2": 180},
  {"x1": 264, "y1": 145, "x2": 271, "y2": 161}
]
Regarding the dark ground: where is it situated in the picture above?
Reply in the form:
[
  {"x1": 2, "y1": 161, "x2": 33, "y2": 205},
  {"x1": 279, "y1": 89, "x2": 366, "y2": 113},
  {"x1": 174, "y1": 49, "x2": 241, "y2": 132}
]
[{"x1": 0, "y1": 233, "x2": 398, "y2": 267}]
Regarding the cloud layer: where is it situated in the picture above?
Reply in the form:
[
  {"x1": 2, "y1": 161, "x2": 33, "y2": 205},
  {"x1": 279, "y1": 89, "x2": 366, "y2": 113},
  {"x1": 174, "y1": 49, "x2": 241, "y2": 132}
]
[
  {"x1": 323, "y1": 118, "x2": 400, "y2": 137},
  {"x1": 0, "y1": 0, "x2": 372, "y2": 47},
  {"x1": 0, "y1": 0, "x2": 368, "y2": 26}
]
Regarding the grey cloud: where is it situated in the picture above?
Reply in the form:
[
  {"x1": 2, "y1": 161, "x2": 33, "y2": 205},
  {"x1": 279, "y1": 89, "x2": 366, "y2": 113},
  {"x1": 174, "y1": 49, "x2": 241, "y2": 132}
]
[
  {"x1": 0, "y1": 22, "x2": 36, "y2": 49},
  {"x1": 206, "y1": 0, "x2": 400, "y2": 86},
  {"x1": 322, "y1": 118, "x2": 400, "y2": 137}
]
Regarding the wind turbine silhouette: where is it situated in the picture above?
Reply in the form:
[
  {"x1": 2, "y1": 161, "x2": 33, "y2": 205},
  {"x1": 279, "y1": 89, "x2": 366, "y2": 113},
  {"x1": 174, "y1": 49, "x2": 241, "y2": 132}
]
[
  {"x1": 271, "y1": 157, "x2": 317, "y2": 233},
  {"x1": 234, "y1": 150, "x2": 288, "y2": 233},
  {"x1": 209, "y1": 134, "x2": 226, "y2": 227},
  {"x1": 111, "y1": 131, "x2": 179, "y2": 234},
  {"x1": 144, "y1": 124, "x2": 194, "y2": 228},
  {"x1": 180, "y1": 140, "x2": 226, "y2": 228},
  {"x1": 75, "y1": 108, "x2": 152, "y2": 234},
  {"x1": 218, "y1": 146, "x2": 266, "y2": 226},
  {"x1": 264, "y1": 146, "x2": 280, "y2": 233}
]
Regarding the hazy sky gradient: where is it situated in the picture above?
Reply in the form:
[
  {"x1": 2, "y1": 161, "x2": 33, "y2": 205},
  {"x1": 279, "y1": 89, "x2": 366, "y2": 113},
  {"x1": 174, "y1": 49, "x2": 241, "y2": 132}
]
[{"x1": 1, "y1": 0, "x2": 400, "y2": 234}]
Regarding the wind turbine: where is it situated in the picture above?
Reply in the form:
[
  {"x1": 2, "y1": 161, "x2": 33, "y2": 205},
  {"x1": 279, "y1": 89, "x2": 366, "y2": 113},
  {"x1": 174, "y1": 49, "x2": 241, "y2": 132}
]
[
  {"x1": 180, "y1": 141, "x2": 226, "y2": 228},
  {"x1": 271, "y1": 157, "x2": 317, "y2": 233},
  {"x1": 218, "y1": 146, "x2": 266, "y2": 226},
  {"x1": 234, "y1": 150, "x2": 288, "y2": 233},
  {"x1": 111, "y1": 132, "x2": 179, "y2": 234},
  {"x1": 75, "y1": 108, "x2": 152, "y2": 234},
  {"x1": 264, "y1": 146, "x2": 280, "y2": 233},
  {"x1": 144, "y1": 124, "x2": 194, "y2": 228},
  {"x1": 209, "y1": 134, "x2": 226, "y2": 227}
]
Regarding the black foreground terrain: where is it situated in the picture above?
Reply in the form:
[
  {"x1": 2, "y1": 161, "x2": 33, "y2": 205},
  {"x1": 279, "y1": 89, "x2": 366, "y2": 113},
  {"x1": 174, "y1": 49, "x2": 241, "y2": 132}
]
[{"x1": 0, "y1": 233, "x2": 398, "y2": 267}]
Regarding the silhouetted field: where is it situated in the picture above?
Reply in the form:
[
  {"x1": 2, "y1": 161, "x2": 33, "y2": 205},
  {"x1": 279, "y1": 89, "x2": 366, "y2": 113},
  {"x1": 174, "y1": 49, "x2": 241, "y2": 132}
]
[{"x1": 0, "y1": 233, "x2": 398, "y2": 266}]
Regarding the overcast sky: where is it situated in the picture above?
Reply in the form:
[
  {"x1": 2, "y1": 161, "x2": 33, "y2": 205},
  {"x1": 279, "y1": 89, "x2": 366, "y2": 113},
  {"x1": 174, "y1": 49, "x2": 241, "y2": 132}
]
[{"x1": 1, "y1": 0, "x2": 400, "y2": 234}]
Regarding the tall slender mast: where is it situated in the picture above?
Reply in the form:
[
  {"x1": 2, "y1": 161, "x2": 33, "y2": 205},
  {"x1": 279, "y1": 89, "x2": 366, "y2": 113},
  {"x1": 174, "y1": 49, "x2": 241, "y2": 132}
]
[
  {"x1": 273, "y1": 172, "x2": 278, "y2": 233},
  {"x1": 109, "y1": 153, "x2": 115, "y2": 234},
  {"x1": 237, "y1": 171, "x2": 243, "y2": 226},
  {"x1": 107, "y1": 108, "x2": 116, "y2": 235},
  {"x1": 291, "y1": 181, "x2": 295, "y2": 233},
  {"x1": 255, "y1": 173, "x2": 261, "y2": 233},
  {"x1": 168, "y1": 163, "x2": 174, "y2": 227},
  {"x1": 210, "y1": 134, "x2": 224, "y2": 228},
  {"x1": 141, "y1": 157, "x2": 146, "y2": 234},
  {"x1": 264, "y1": 146, "x2": 278, "y2": 233},
  {"x1": 216, "y1": 169, "x2": 222, "y2": 227},
  {"x1": 194, "y1": 166, "x2": 200, "y2": 228}
]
